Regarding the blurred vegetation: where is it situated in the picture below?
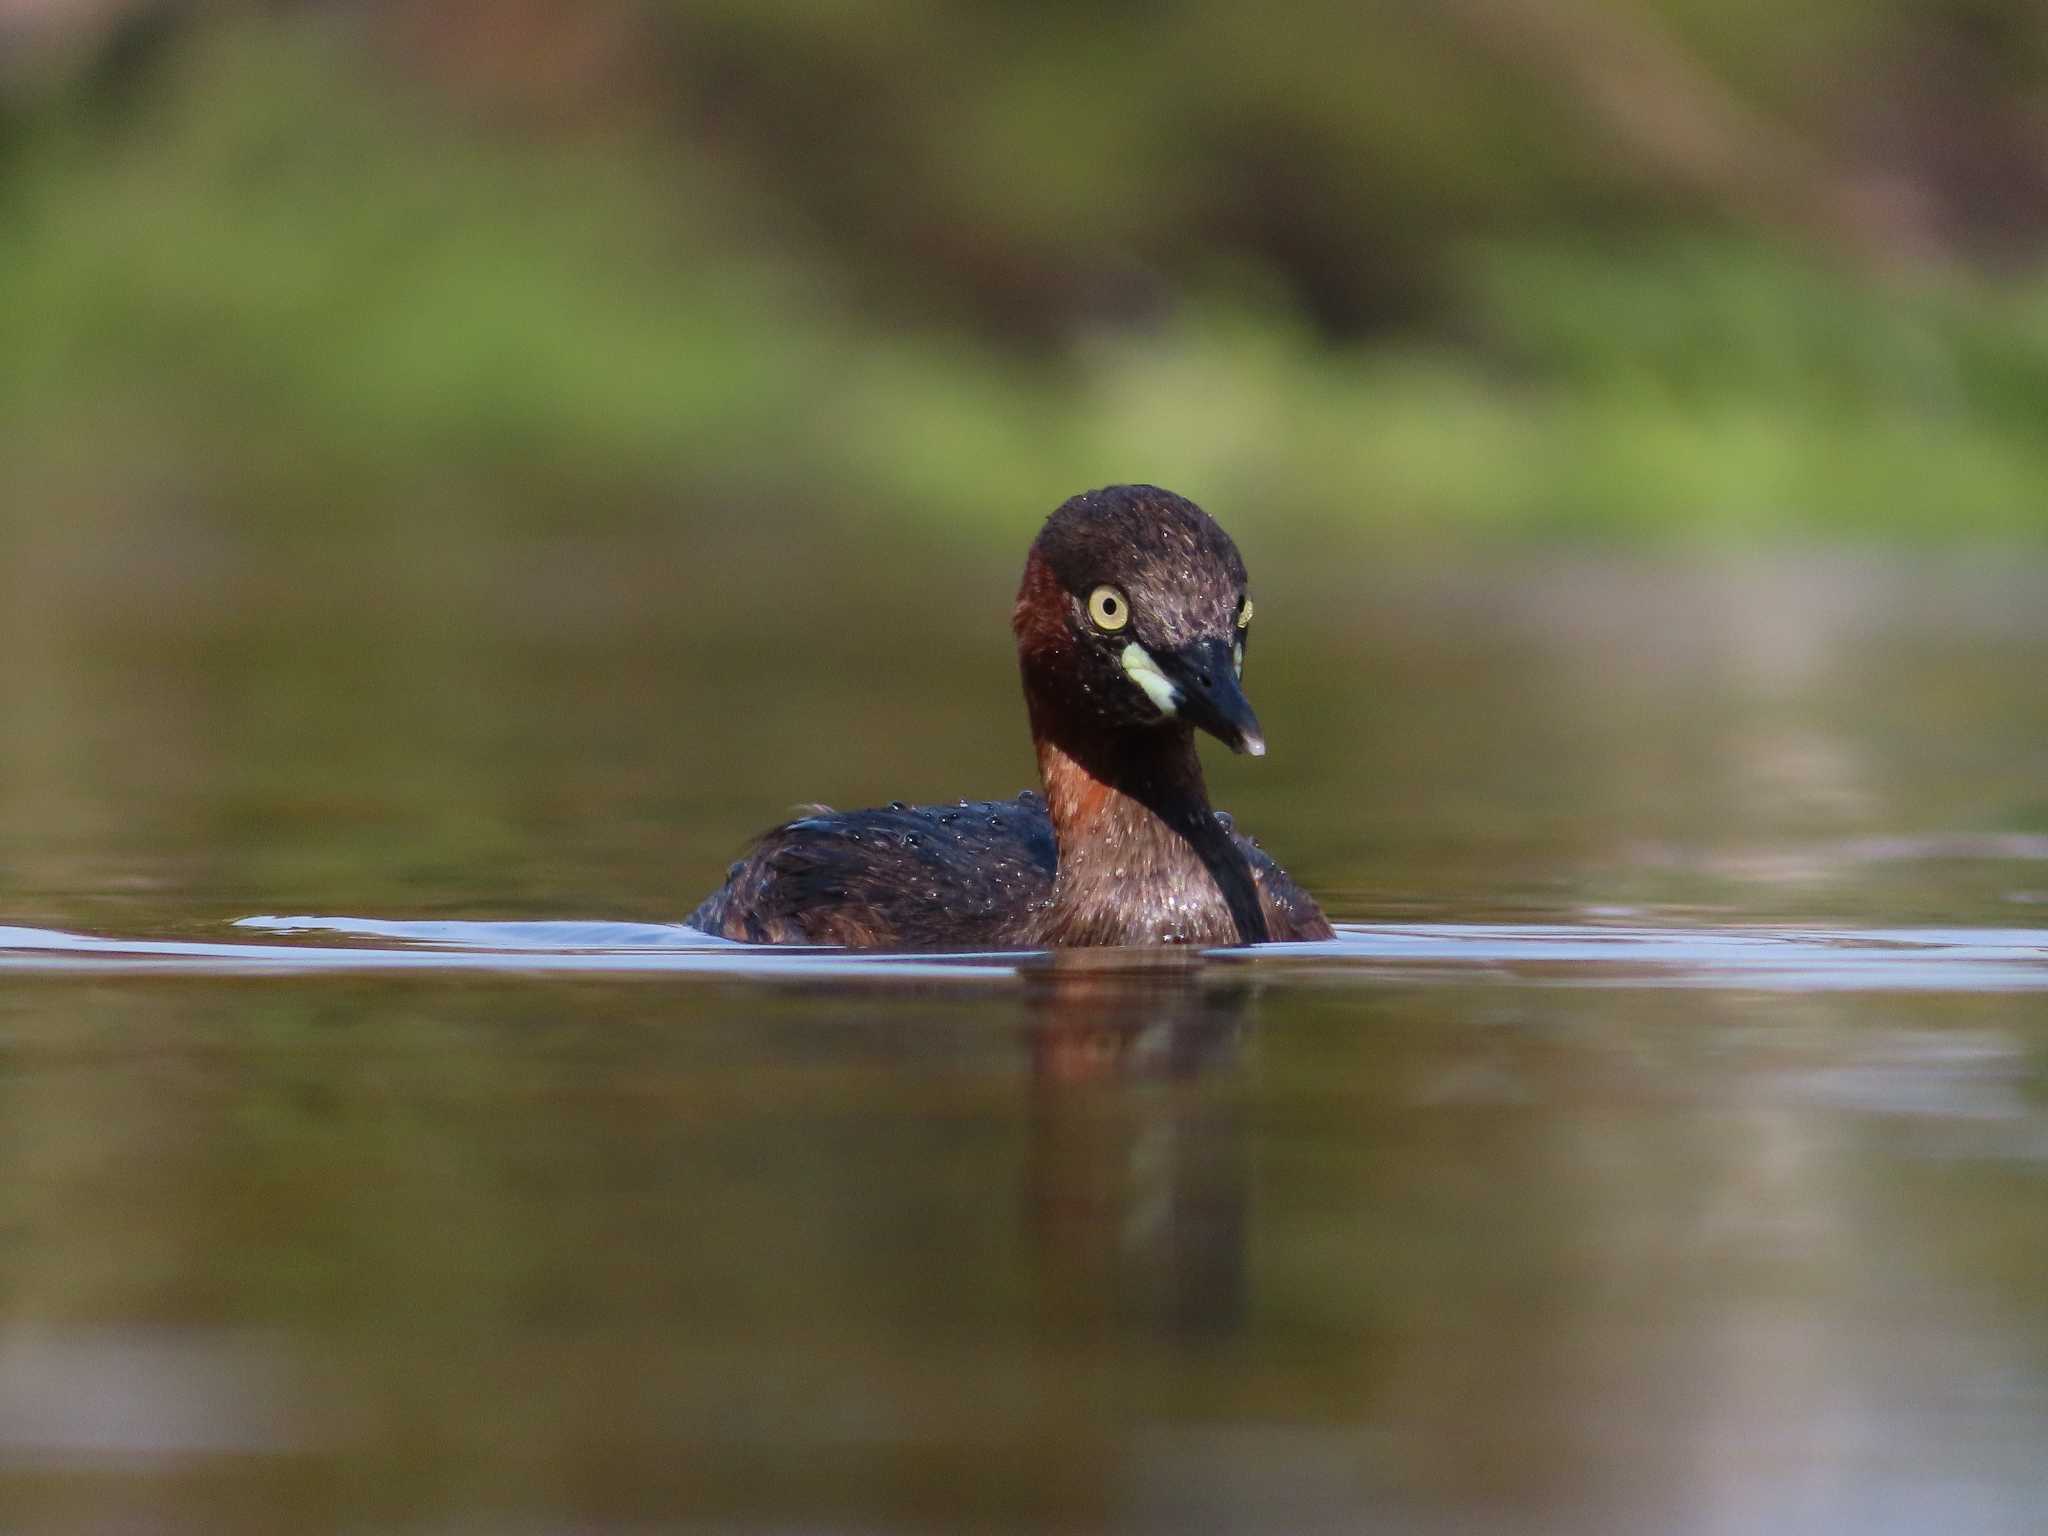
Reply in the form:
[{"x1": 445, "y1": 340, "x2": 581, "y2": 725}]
[{"x1": 5, "y1": 1, "x2": 2048, "y2": 544}]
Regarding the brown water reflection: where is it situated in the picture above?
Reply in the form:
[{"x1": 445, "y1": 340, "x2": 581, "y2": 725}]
[
  {"x1": 1023, "y1": 954, "x2": 1252, "y2": 1346},
  {"x1": 3, "y1": 544, "x2": 2048, "y2": 1529},
  {"x1": 0, "y1": 964, "x2": 2041, "y2": 1531}
]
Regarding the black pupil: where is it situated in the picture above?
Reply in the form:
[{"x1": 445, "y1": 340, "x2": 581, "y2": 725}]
[{"x1": 1103, "y1": 596, "x2": 1118, "y2": 614}]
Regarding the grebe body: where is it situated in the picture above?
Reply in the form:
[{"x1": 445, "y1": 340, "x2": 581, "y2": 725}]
[{"x1": 689, "y1": 486, "x2": 1332, "y2": 948}]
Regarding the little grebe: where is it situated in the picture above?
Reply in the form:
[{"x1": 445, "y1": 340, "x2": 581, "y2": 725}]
[{"x1": 689, "y1": 485, "x2": 1333, "y2": 948}]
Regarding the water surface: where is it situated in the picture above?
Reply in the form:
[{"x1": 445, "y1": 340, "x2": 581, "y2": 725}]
[{"x1": 3, "y1": 547, "x2": 2048, "y2": 1531}]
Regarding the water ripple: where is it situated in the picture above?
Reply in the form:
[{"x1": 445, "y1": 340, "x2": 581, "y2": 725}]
[{"x1": 0, "y1": 918, "x2": 2038, "y2": 989}]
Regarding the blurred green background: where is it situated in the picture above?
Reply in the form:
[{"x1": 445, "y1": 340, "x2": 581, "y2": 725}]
[{"x1": 8, "y1": 0, "x2": 2048, "y2": 547}]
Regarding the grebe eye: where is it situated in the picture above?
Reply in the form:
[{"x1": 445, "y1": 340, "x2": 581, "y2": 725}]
[
  {"x1": 1237, "y1": 598, "x2": 1253, "y2": 629},
  {"x1": 1087, "y1": 585, "x2": 1130, "y2": 632}
]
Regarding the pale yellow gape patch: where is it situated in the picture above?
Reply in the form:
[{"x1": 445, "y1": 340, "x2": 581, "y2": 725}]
[{"x1": 1119, "y1": 642, "x2": 1181, "y2": 716}]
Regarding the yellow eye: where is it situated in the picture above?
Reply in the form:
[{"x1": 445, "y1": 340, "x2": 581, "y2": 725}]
[
  {"x1": 1088, "y1": 585, "x2": 1130, "y2": 632},
  {"x1": 1237, "y1": 598, "x2": 1254, "y2": 629}
]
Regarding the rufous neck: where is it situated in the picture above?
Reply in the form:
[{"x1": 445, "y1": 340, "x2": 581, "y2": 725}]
[
  {"x1": 1026, "y1": 701, "x2": 1268, "y2": 946},
  {"x1": 1031, "y1": 711, "x2": 1209, "y2": 848}
]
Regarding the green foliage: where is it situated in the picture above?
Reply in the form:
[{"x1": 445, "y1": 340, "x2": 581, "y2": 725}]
[{"x1": 4, "y1": 16, "x2": 2048, "y2": 545}]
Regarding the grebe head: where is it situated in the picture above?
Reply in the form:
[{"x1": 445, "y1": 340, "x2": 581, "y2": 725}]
[{"x1": 1013, "y1": 485, "x2": 1265, "y2": 756}]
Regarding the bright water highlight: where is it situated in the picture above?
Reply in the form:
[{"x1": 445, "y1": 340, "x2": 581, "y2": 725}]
[{"x1": 0, "y1": 917, "x2": 2042, "y2": 989}]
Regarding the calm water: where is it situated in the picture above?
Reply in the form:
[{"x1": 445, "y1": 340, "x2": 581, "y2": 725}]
[{"x1": 3, "y1": 536, "x2": 2048, "y2": 1532}]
